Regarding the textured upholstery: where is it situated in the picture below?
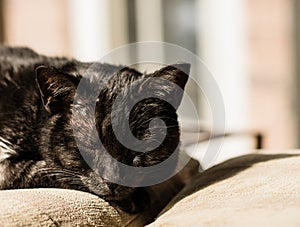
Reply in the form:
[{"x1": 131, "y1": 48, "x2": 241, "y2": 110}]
[
  {"x1": 0, "y1": 188, "x2": 121, "y2": 226},
  {"x1": 148, "y1": 150, "x2": 300, "y2": 226}
]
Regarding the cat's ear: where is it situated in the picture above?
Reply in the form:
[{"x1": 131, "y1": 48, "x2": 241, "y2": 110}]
[
  {"x1": 35, "y1": 66, "x2": 78, "y2": 113},
  {"x1": 152, "y1": 63, "x2": 190, "y2": 108},
  {"x1": 154, "y1": 63, "x2": 190, "y2": 90}
]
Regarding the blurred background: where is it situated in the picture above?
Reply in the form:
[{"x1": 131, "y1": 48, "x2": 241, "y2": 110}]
[{"x1": 0, "y1": 0, "x2": 298, "y2": 153}]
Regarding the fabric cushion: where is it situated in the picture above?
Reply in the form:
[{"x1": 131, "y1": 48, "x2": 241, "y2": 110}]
[
  {"x1": 148, "y1": 150, "x2": 300, "y2": 226},
  {"x1": 0, "y1": 188, "x2": 121, "y2": 226}
]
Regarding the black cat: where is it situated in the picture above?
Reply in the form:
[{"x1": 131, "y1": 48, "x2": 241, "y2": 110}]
[{"x1": 0, "y1": 46, "x2": 189, "y2": 212}]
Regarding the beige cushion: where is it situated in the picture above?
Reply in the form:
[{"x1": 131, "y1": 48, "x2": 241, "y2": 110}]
[
  {"x1": 0, "y1": 188, "x2": 121, "y2": 226},
  {"x1": 148, "y1": 150, "x2": 300, "y2": 226}
]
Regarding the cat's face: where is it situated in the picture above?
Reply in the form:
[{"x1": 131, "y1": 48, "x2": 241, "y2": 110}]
[{"x1": 35, "y1": 63, "x2": 190, "y2": 212}]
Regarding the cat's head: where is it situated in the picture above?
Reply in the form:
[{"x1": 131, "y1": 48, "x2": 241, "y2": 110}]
[{"x1": 35, "y1": 63, "x2": 190, "y2": 210}]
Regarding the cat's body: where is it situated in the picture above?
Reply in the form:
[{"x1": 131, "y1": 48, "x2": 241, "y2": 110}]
[{"x1": 0, "y1": 46, "x2": 189, "y2": 212}]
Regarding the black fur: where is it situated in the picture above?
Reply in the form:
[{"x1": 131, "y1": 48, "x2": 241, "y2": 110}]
[{"x1": 0, "y1": 46, "x2": 189, "y2": 212}]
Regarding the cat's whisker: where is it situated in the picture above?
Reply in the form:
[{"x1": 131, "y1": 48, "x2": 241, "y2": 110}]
[{"x1": 35, "y1": 169, "x2": 88, "y2": 189}]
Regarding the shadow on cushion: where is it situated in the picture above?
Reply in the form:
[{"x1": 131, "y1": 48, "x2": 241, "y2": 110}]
[
  {"x1": 148, "y1": 151, "x2": 300, "y2": 226},
  {"x1": 160, "y1": 153, "x2": 299, "y2": 214}
]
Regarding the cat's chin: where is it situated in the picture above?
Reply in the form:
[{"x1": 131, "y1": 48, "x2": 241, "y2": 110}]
[
  {"x1": 111, "y1": 188, "x2": 150, "y2": 214},
  {"x1": 89, "y1": 181, "x2": 150, "y2": 213}
]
